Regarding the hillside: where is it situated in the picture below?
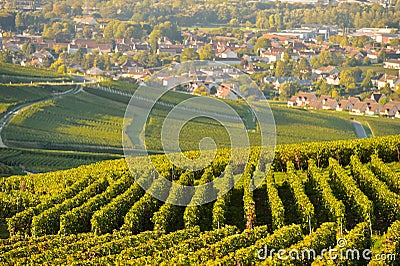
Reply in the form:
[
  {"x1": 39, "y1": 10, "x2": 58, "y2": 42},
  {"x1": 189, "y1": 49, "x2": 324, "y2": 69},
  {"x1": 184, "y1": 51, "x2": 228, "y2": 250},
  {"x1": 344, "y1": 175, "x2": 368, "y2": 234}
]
[
  {"x1": 0, "y1": 136, "x2": 399, "y2": 264},
  {"x1": 4, "y1": 82, "x2": 400, "y2": 153}
]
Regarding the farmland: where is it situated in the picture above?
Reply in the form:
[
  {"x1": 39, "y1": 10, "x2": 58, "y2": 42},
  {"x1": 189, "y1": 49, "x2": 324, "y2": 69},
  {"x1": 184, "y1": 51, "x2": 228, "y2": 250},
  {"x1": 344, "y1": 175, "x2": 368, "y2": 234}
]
[
  {"x1": 0, "y1": 62, "x2": 72, "y2": 84},
  {"x1": 0, "y1": 135, "x2": 399, "y2": 264},
  {"x1": 0, "y1": 84, "x2": 74, "y2": 118},
  {"x1": 1, "y1": 82, "x2": 400, "y2": 175},
  {"x1": 4, "y1": 84, "x2": 400, "y2": 152}
]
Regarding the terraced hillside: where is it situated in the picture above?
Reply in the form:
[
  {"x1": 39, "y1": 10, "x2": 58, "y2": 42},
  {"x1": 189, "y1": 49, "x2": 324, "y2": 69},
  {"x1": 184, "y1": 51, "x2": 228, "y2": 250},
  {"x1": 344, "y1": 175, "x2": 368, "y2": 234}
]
[{"x1": 0, "y1": 136, "x2": 399, "y2": 265}]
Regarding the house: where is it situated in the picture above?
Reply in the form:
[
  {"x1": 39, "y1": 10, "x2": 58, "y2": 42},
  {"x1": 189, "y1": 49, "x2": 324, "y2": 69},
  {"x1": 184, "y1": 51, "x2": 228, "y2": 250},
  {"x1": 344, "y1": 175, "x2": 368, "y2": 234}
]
[
  {"x1": 348, "y1": 96, "x2": 361, "y2": 105},
  {"x1": 365, "y1": 103, "x2": 382, "y2": 116},
  {"x1": 351, "y1": 102, "x2": 368, "y2": 115},
  {"x1": 157, "y1": 45, "x2": 185, "y2": 55},
  {"x1": 380, "y1": 101, "x2": 400, "y2": 117},
  {"x1": 86, "y1": 67, "x2": 104, "y2": 76},
  {"x1": 384, "y1": 60, "x2": 400, "y2": 70},
  {"x1": 322, "y1": 98, "x2": 338, "y2": 110},
  {"x1": 313, "y1": 66, "x2": 340, "y2": 78},
  {"x1": 371, "y1": 92, "x2": 385, "y2": 103},
  {"x1": 288, "y1": 96, "x2": 299, "y2": 107},
  {"x1": 370, "y1": 74, "x2": 384, "y2": 87},
  {"x1": 309, "y1": 99, "x2": 323, "y2": 109},
  {"x1": 326, "y1": 73, "x2": 340, "y2": 86},
  {"x1": 366, "y1": 52, "x2": 379, "y2": 64},
  {"x1": 216, "y1": 84, "x2": 238, "y2": 101},
  {"x1": 73, "y1": 17, "x2": 98, "y2": 25},
  {"x1": 377, "y1": 74, "x2": 400, "y2": 89},
  {"x1": 287, "y1": 92, "x2": 317, "y2": 107},
  {"x1": 336, "y1": 100, "x2": 353, "y2": 112},
  {"x1": 162, "y1": 76, "x2": 184, "y2": 88},
  {"x1": 218, "y1": 48, "x2": 238, "y2": 59}
]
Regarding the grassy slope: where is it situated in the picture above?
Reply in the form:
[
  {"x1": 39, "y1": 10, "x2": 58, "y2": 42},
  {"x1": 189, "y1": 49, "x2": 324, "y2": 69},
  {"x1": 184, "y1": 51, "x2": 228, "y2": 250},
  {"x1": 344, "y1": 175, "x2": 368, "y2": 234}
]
[
  {"x1": 4, "y1": 87, "x2": 400, "y2": 154},
  {"x1": 0, "y1": 84, "x2": 73, "y2": 117},
  {"x1": 4, "y1": 92, "x2": 125, "y2": 151}
]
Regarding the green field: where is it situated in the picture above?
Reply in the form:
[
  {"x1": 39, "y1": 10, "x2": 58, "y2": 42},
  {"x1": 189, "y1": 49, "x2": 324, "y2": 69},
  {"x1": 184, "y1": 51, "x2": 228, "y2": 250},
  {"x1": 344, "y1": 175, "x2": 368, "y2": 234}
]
[
  {"x1": 0, "y1": 136, "x2": 399, "y2": 264},
  {"x1": 0, "y1": 147, "x2": 121, "y2": 175},
  {"x1": 3, "y1": 92, "x2": 125, "y2": 152},
  {"x1": 1, "y1": 82, "x2": 399, "y2": 176},
  {"x1": 3, "y1": 84, "x2": 400, "y2": 155},
  {"x1": 0, "y1": 62, "x2": 72, "y2": 84},
  {"x1": 0, "y1": 84, "x2": 74, "y2": 117}
]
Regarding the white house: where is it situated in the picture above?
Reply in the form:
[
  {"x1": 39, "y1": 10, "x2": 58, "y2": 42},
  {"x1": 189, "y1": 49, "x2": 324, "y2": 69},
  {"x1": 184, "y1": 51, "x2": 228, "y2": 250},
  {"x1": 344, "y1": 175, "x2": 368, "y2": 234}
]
[{"x1": 219, "y1": 48, "x2": 238, "y2": 59}]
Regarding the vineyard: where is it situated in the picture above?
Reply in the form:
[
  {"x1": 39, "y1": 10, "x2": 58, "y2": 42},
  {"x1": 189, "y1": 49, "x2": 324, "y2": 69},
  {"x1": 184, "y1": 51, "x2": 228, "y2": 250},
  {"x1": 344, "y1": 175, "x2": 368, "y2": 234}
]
[
  {"x1": 0, "y1": 147, "x2": 121, "y2": 174},
  {"x1": 0, "y1": 135, "x2": 399, "y2": 265},
  {"x1": 6, "y1": 82, "x2": 400, "y2": 155},
  {"x1": 3, "y1": 92, "x2": 126, "y2": 152},
  {"x1": 0, "y1": 62, "x2": 72, "y2": 84},
  {"x1": 0, "y1": 84, "x2": 74, "y2": 117}
]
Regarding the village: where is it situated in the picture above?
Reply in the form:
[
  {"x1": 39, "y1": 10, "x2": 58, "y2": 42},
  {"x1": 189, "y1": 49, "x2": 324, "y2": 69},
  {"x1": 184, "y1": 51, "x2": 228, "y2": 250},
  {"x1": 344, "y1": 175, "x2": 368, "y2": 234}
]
[{"x1": 1, "y1": 14, "x2": 400, "y2": 114}]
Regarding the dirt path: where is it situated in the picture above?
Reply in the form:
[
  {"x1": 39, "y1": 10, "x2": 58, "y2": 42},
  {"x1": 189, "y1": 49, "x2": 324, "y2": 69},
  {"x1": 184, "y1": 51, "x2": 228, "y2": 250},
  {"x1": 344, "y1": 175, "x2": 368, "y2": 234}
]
[{"x1": 352, "y1": 121, "x2": 368, "y2": 138}]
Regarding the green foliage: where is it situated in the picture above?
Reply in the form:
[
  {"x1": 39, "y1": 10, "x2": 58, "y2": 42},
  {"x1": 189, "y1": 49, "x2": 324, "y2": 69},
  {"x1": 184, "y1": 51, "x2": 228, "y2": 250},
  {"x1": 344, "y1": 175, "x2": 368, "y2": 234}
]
[
  {"x1": 184, "y1": 168, "x2": 215, "y2": 230},
  {"x1": 7, "y1": 172, "x2": 98, "y2": 236},
  {"x1": 59, "y1": 170, "x2": 135, "y2": 235},
  {"x1": 122, "y1": 177, "x2": 171, "y2": 233},
  {"x1": 265, "y1": 171, "x2": 285, "y2": 230},
  {"x1": 180, "y1": 48, "x2": 199, "y2": 62},
  {"x1": 1, "y1": 136, "x2": 400, "y2": 264},
  {"x1": 31, "y1": 177, "x2": 110, "y2": 237},
  {"x1": 216, "y1": 224, "x2": 303, "y2": 264},
  {"x1": 308, "y1": 159, "x2": 346, "y2": 227},
  {"x1": 286, "y1": 161, "x2": 315, "y2": 230},
  {"x1": 198, "y1": 44, "x2": 214, "y2": 60},
  {"x1": 90, "y1": 174, "x2": 149, "y2": 235},
  {"x1": 329, "y1": 158, "x2": 373, "y2": 226},
  {"x1": 152, "y1": 171, "x2": 194, "y2": 233},
  {"x1": 212, "y1": 165, "x2": 234, "y2": 230},
  {"x1": 350, "y1": 155, "x2": 400, "y2": 231},
  {"x1": 313, "y1": 222, "x2": 371, "y2": 265},
  {"x1": 267, "y1": 222, "x2": 337, "y2": 264},
  {"x1": 369, "y1": 154, "x2": 400, "y2": 193},
  {"x1": 171, "y1": 225, "x2": 269, "y2": 264}
]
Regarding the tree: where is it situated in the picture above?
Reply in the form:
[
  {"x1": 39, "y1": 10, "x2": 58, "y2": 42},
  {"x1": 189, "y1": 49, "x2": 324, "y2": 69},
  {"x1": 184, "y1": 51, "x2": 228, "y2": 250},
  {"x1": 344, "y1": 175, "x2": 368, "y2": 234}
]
[
  {"x1": 193, "y1": 86, "x2": 208, "y2": 96},
  {"x1": 198, "y1": 44, "x2": 213, "y2": 60},
  {"x1": 361, "y1": 69, "x2": 374, "y2": 88},
  {"x1": 254, "y1": 38, "x2": 271, "y2": 55},
  {"x1": 378, "y1": 49, "x2": 387, "y2": 63},
  {"x1": 148, "y1": 54, "x2": 161, "y2": 68},
  {"x1": 53, "y1": 3, "x2": 71, "y2": 18},
  {"x1": 381, "y1": 83, "x2": 392, "y2": 96},
  {"x1": 316, "y1": 35, "x2": 325, "y2": 44},
  {"x1": 180, "y1": 48, "x2": 199, "y2": 62},
  {"x1": 269, "y1": 14, "x2": 275, "y2": 28},
  {"x1": 379, "y1": 96, "x2": 388, "y2": 106},
  {"x1": 15, "y1": 12, "x2": 24, "y2": 30},
  {"x1": 22, "y1": 42, "x2": 35, "y2": 57},
  {"x1": 149, "y1": 29, "x2": 162, "y2": 53},
  {"x1": 331, "y1": 89, "x2": 339, "y2": 99},
  {"x1": 275, "y1": 60, "x2": 290, "y2": 77},
  {"x1": 295, "y1": 58, "x2": 312, "y2": 80},
  {"x1": 57, "y1": 64, "x2": 67, "y2": 74},
  {"x1": 340, "y1": 69, "x2": 356, "y2": 93},
  {"x1": 94, "y1": 55, "x2": 105, "y2": 70},
  {"x1": 319, "y1": 50, "x2": 333, "y2": 66},
  {"x1": 389, "y1": 38, "x2": 400, "y2": 47},
  {"x1": 279, "y1": 82, "x2": 296, "y2": 100}
]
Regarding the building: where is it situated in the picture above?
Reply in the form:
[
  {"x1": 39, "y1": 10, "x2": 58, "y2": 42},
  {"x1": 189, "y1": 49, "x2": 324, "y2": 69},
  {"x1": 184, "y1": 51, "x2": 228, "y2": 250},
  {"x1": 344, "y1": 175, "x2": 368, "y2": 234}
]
[
  {"x1": 384, "y1": 60, "x2": 400, "y2": 70},
  {"x1": 287, "y1": 92, "x2": 317, "y2": 107}
]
